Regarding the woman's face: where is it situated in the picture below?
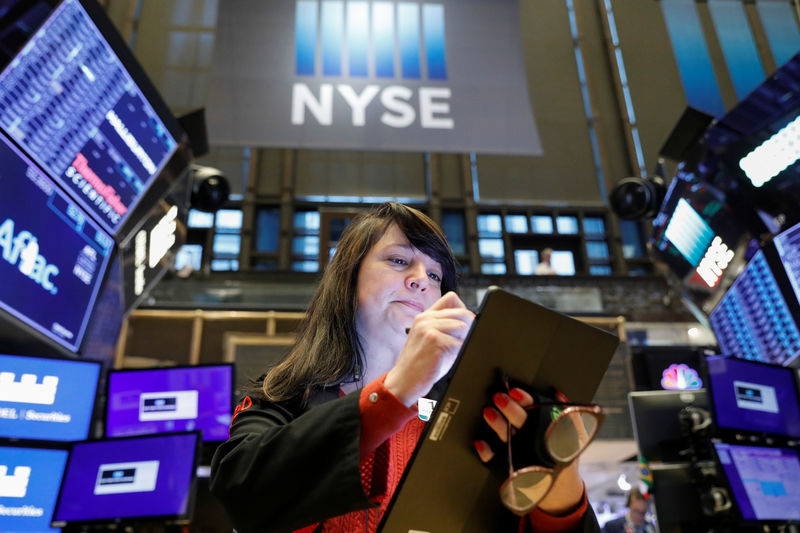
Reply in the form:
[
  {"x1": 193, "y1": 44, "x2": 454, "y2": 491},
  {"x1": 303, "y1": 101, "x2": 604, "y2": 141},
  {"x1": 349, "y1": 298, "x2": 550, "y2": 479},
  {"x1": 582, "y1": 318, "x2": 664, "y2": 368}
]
[{"x1": 355, "y1": 223, "x2": 444, "y2": 346}]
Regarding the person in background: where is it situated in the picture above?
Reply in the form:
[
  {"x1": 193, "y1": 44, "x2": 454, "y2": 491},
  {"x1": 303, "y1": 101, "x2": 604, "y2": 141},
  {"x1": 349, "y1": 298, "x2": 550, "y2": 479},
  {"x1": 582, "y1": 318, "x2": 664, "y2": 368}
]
[
  {"x1": 602, "y1": 488, "x2": 654, "y2": 533},
  {"x1": 536, "y1": 247, "x2": 557, "y2": 275},
  {"x1": 210, "y1": 202, "x2": 600, "y2": 532}
]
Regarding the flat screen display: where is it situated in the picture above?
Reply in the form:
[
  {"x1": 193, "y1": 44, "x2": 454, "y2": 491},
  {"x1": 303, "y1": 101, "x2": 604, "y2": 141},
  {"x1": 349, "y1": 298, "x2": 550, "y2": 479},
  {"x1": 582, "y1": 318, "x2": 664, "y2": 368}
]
[
  {"x1": 774, "y1": 220, "x2": 800, "y2": 307},
  {"x1": 0, "y1": 353, "x2": 100, "y2": 441},
  {"x1": 628, "y1": 389, "x2": 708, "y2": 463},
  {"x1": 52, "y1": 432, "x2": 199, "y2": 527},
  {"x1": 0, "y1": 129, "x2": 114, "y2": 351},
  {"x1": 0, "y1": 0, "x2": 177, "y2": 235},
  {"x1": 105, "y1": 365, "x2": 233, "y2": 442},
  {"x1": 713, "y1": 442, "x2": 800, "y2": 522},
  {"x1": 0, "y1": 445, "x2": 68, "y2": 533},
  {"x1": 706, "y1": 355, "x2": 800, "y2": 438},
  {"x1": 709, "y1": 250, "x2": 800, "y2": 364}
]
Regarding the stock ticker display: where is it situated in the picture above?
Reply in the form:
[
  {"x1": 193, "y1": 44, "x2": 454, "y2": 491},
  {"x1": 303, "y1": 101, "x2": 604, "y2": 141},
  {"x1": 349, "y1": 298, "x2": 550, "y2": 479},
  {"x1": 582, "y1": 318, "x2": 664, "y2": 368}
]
[
  {"x1": 0, "y1": 129, "x2": 113, "y2": 352},
  {"x1": 0, "y1": 0, "x2": 177, "y2": 235},
  {"x1": 710, "y1": 250, "x2": 800, "y2": 365}
]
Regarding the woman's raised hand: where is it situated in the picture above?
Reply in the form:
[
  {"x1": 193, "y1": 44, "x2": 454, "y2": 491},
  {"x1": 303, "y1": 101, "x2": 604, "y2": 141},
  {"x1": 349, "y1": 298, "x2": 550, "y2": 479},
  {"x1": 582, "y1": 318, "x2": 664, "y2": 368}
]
[{"x1": 384, "y1": 291, "x2": 474, "y2": 407}]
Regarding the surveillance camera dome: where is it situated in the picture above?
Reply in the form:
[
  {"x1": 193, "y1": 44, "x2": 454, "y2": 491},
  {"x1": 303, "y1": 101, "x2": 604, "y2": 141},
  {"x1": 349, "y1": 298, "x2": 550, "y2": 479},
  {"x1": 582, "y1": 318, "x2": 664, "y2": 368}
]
[
  {"x1": 609, "y1": 175, "x2": 666, "y2": 221},
  {"x1": 190, "y1": 164, "x2": 230, "y2": 213}
]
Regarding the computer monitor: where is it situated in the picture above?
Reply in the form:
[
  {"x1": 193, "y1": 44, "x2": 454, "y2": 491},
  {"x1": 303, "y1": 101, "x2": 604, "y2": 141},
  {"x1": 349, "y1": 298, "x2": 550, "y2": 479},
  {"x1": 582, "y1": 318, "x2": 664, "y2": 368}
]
[
  {"x1": 0, "y1": 353, "x2": 101, "y2": 441},
  {"x1": 650, "y1": 465, "x2": 706, "y2": 533},
  {"x1": 705, "y1": 355, "x2": 800, "y2": 439},
  {"x1": 105, "y1": 364, "x2": 233, "y2": 442},
  {"x1": 712, "y1": 441, "x2": 800, "y2": 523},
  {"x1": 0, "y1": 0, "x2": 182, "y2": 239},
  {"x1": 628, "y1": 389, "x2": 709, "y2": 463},
  {"x1": 51, "y1": 432, "x2": 200, "y2": 528},
  {"x1": 0, "y1": 444, "x2": 69, "y2": 533},
  {"x1": 709, "y1": 249, "x2": 800, "y2": 365},
  {"x1": 774, "y1": 220, "x2": 800, "y2": 310},
  {"x1": 0, "y1": 128, "x2": 114, "y2": 353}
]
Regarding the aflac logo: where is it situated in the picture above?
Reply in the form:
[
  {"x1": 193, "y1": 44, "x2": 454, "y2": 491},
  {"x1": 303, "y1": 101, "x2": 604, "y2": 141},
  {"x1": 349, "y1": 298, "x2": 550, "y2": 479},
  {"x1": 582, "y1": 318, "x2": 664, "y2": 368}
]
[
  {"x1": 0, "y1": 465, "x2": 31, "y2": 498},
  {"x1": 292, "y1": 0, "x2": 454, "y2": 129},
  {"x1": 0, "y1": 218, "x2": 59, "y2": 295},
  {"x1": 660, "y1": 364, "x2": 703, "y2": 391},
  {"x1": 0, "y1": 372, "x2": 59, "y2": 405}
]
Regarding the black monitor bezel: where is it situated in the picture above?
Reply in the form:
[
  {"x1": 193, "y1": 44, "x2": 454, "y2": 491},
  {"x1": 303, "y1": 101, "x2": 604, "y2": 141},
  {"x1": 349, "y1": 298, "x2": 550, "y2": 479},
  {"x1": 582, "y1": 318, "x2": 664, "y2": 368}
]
[
  {"x1": 50, "y1": 430, "x2": 202, "y2": 529},
  {"x1": 709, "y1": 438, "x2": 800, "y2": 526},
  {"x1": 703, "y1": 353, "x2": 800, "y2": 442},
  {"x1": 104, "y1": 363, "x2": 235, "y2": 443},
  {"x1": 0, "y1": 352, "x2": 103, "y2": 443}
]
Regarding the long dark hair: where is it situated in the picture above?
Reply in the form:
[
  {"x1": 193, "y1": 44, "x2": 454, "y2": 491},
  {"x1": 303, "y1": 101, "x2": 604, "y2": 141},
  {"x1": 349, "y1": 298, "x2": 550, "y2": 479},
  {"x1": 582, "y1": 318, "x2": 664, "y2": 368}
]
[{"x1": 262, "y1": 202, "x2": 457, "y2": 402}]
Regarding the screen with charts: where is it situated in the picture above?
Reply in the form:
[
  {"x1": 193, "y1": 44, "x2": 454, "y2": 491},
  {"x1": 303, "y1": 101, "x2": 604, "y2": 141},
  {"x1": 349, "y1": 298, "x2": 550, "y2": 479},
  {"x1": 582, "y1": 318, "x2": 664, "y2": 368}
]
[
  {"x1": 52, "y1": 432, "x2": 199, "y2": 527},
  {"x1": 0, "y1": 353, "x2": 101, "y2": 441},
  {"x1": 0, "y1": 445, "x2": 69, "y2": 533},
  {"x1": 709, "y1": 250, "x2": 800, "y2": 365},
  {"x1": 706, "y1": 355, "x2": 800, "y2": 438},
  {"x1": 713, "y1": 442, "x2": 800, "y2": 522},
  {"x1": 0, "y1": 128, "x2": 114, "y2": 351},
  {"x1": 0, "y1": 0, "x2": 177, "y2": 235},
  {"x1": 105, "y1": 365, "x2": 233, "y2": 442}
]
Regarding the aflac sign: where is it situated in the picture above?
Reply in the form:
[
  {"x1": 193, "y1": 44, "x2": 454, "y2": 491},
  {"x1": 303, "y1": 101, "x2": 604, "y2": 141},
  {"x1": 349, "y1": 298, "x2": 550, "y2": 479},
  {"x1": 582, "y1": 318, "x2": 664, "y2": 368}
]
[{"x1": 292, "y1": 1, "x2": 453, "y2": 129}]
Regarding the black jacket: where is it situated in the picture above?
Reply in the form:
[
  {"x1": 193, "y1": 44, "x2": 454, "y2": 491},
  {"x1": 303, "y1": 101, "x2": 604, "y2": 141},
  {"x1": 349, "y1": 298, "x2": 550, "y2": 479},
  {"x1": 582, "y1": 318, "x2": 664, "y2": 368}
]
[{"x1": 210, "y1": 385, "x2": 602, "y2": 533}]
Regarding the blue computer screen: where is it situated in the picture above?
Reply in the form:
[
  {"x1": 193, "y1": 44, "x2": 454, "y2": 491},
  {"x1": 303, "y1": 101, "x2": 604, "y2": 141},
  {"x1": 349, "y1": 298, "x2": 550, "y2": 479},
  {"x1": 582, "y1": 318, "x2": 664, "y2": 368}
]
[
  {"x1": 714, "y1": 442, "x2": 800, "y2": 522},
  {"x1": 0, "y1": 353, "x2": 101, "y2": 441},
  {"x1": 0, "y1": 0, "x2": 177, "y2": 235},
  {"x1": 0, "y1": 128, "x2": 114, "y2": 351},
  {"x1": 709, "y1": 250, "x2": 800, "y2": 364},
  {"x1": 706, "y1": 355, "x2": 800, "y2": 438},
  {"x1": 774, "y1": 221, "x2": 800, "y2": 310},
  {"x1": 52, "y1": 433, "x2": 198, "y2": 527},
  {"x1": 0, "y1": 446, "x2": 68, "y2": 533}
]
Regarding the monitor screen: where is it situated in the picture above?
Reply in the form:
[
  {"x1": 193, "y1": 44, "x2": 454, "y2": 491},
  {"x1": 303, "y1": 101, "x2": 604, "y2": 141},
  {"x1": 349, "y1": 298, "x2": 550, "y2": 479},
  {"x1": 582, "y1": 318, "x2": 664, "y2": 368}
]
[
  {"x1": 713, "y1": 442, "x2": 800, "y2": 522},
  {"x1": 0, "y1": 353, "x2": 100, "y2": 441},
  {"x1": 105, "y1": 365, "x2": 233, "y2": 442},
  {"x1": 52, "y1": 432, "x2": 199, "y2": 527},
  {"x1": 0, "y1": 0, "x2": 178, "y2": 236},
  {"x1": 774, "y1": 220, "x2": 800, "y2": 307},
  {"x1": 628, "y1": 389, "x2": 709, "y2": 463},
  {"x1": 651, "y1": 465, "x2": 705, "y2": 533},
  {"x1": 0, "y1": 445, "x2": 69, "y2": 533},
  {"x1": 706, "y1": 355, "x2": 800, "y2": 438},
  {"x1": 709, "y1": 250, "x2": 800, "y2": 365},
  {"x1": 0, "y1": 129, "x2": 114, "y2": 352}
]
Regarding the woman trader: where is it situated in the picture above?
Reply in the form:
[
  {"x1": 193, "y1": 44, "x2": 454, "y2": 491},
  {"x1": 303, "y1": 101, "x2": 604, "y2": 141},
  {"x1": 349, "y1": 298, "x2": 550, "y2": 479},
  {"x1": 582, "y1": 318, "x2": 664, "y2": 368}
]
[{"x1": 210, "y1": 202, "x2": 598, "y2": 532}]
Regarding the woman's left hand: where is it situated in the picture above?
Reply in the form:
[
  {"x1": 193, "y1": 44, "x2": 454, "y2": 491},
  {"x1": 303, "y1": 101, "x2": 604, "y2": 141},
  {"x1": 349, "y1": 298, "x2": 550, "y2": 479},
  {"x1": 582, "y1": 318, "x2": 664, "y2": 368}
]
[{"x1": 474, "y1": 387, "x2": 585, "y2": 515}]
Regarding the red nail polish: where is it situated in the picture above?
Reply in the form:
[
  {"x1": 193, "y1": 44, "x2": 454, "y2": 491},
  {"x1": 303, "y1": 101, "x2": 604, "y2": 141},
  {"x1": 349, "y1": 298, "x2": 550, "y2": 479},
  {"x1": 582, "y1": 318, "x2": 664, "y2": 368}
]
[
  {"x1": 473, "y1": 440, "x2": 484, "y2": 453},
  {"x1": 556, "y1": 390, "x2": 569, "y2": 402},
  {"x1": 509, "y1": 388, "x2": 524, "y2": 402},
  {"x1": 493, "y1": 392, "x2": 509, "y2": 408},
  {"x1": 483, "y1": 407, "x2": 497, "y2": 421}
]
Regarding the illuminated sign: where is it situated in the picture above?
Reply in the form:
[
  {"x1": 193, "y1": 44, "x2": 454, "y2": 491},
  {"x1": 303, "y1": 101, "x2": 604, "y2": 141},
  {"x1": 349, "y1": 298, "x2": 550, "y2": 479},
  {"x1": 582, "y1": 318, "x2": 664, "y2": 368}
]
[
  {"x1": 739, "y1": 114, "x2": 800, "y2": 187},
  {"x1": 660, "y1": 363, "x2": 703, "y2": 390},
  {"x1": 695, "y1": 236, "x2": 735, "y2": 288},
  {"x1": 208, "y1": 0, "x2": 542, "y2": 154}
]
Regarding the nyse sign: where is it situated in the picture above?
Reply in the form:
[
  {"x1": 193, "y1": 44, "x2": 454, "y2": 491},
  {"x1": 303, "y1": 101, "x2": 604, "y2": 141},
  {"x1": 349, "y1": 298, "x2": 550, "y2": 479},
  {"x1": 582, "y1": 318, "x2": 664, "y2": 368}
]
[
  {"x1": 208, "y1": 0, "x2": 542, "y2": 154},
  {"x1": 696, "y1": 236, "x2": 735, "y2": 288}
]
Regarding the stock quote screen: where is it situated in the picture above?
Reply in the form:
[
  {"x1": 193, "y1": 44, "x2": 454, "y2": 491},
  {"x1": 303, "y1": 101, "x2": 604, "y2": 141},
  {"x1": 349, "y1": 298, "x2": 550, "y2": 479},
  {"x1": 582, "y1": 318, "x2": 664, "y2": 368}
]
[
  {"x1": 0, "y1": 129, "x2": 113, "y2": 351},
  {"x1": 0, "y1": 0, "x2": 177, "y2": 235},
  {"x1": 709, "y1": 250, "x2": 800, "y2": 365}
]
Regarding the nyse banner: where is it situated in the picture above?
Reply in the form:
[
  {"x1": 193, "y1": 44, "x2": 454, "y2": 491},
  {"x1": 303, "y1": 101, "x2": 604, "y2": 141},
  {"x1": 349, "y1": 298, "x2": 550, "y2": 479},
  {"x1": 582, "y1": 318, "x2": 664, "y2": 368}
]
[{"x1": 208, "y1": 0, "x2": 542, "y2": 155}]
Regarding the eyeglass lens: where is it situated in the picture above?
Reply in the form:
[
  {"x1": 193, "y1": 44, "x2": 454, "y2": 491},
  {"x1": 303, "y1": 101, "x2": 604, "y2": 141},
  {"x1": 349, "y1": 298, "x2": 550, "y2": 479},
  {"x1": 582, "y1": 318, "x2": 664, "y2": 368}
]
[{"x1": 546, "y1": 410, "x2": 601, "y2": 462}]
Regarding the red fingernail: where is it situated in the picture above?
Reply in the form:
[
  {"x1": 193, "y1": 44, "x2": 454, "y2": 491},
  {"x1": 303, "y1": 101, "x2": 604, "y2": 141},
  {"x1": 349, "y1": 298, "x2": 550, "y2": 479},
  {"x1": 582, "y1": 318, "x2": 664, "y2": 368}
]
[
  {"x1": 509, "y1": 388, "x2": 524, "y2": 402},
  {"x1": 483, "y1": 407, "x2": 497, "y2": 421},
  {"x1": 556, "y1": 390, "x2": 569, "y2": 402},
  {"x1": 473, "y1": 440, "x2": 484, "y2": 453},
  {"x1": 493, "y1": 392, "x2": 509, "y2": 408}
]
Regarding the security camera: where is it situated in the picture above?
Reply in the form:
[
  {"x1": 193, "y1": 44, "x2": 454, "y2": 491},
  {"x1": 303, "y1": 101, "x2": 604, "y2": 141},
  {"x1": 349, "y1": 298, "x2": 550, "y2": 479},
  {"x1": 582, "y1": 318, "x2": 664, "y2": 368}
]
[
  {"x1": 190, "y1": 164, "x2": 230, "y2": 213},
  {"x1": 609, "y1": 174, "x2": 667, "y2": 221}
]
